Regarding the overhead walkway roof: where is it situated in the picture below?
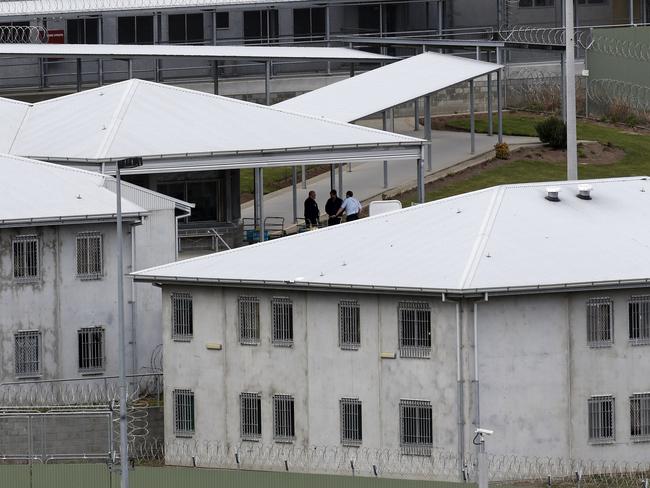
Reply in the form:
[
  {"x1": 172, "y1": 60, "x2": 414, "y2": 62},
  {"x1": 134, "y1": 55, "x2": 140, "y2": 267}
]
[
  {"x1": 275, "y1": 52, "x2": 502, "y2": 122},
  {"x1": 4, "y1": 79, "x2": 424, "y2": 173},
  {"x1": 0, "y1": 43, "x2": 391, "y2": 62}
]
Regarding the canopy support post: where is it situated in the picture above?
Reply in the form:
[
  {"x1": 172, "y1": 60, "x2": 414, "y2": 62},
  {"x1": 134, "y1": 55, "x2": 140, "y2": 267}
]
[
  {"x1": 76, "y1": 58, "x2": 82, "y2": 92},
  {"x1": 497, "y1": 69, "x2": 503, "y2": 144},
  {"x1": 301, "y1": 165, "x2": 307, "y2": 190},
  {"x1": 382, "y1": 111, "x2": 389, "y2": 188},
  {"x1": 254, "y1": 168, "x2": 265, "y2": 242},
  {"x1": 487, "y1": 72, "x2": 493, "y2": 136},
  {"x1": 213, "y1": 60, "x2": 219, "y2": 95},
  {"x1": 338, "y1": 163, "x2": 343, "y2": 197},
  {"x1": 425, "y1": 94, "x2": 432, "y2": 171},
  {"x1": 265, "y1": 60, "x2": 271, "y2": 105},
  {"x1": 414, "y1": 98, "x2": 420, "y2": 131},
  {"x1": 330, "y1": 164, "x2": 336, "y2": 191},
  {"x1": 292, "y1": 166, "x2": 298, "y2": 224},
  {"x1": 417, "y1": 157, "x2": 425, "y2": 204},
  {"x1": 127, "y1": 58, "x2": 133, "y2": 79}
]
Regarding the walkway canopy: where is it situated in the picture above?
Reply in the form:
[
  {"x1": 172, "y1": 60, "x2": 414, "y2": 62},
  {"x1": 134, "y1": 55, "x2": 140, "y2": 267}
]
[
  {"x1": 0, "y1": 44, "x2": 392, "y2": 63},
  {"x1": 275, "y1": 52, "x2": 502, "y2": 122}
]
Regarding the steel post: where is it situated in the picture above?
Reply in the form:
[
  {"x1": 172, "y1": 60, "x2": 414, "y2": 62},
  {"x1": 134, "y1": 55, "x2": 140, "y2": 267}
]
[
  {"x1": 259, "y1": 168, "x2": 265, "y2": 242},
  {"x1": 292, "y1": 166, "x2": 298, "y2": 224},
  {"x1": 127, "y1": 59, "x2": 133, "y2": 79},
  {"x1": 561, "y1": 51, "x2": 567, "y2": 122},
  {"x1": 98, "y1": 17, "x2": 104, "y2": 86},
  {"x1": 76, "y1": 58, "x2": 82, "y2": 92},
  {"x1": 330, "y1": 164, "x2": 336, "y2": 191},
  {"x1": 115, "y1": 164, "x2": 129, "y2": 488},
  {"x1": 213, "y1": 61, "x2": 219, "y2": 95},
  {"x1": 417, "y1": 158, "x2": 425, "y2": 204},
  {"x1": 497, "y1": 69, "x2": 503, "y2": 144},
  {"x1": 414, "y1": 98, "x2": 420, "y2": 131},
  {"x1": 487, "y1": 73, "x2": 493, "y2": 136},
  {"x1": 565, "y1": 0, "x2": 578, "y2": 180},
  {"x1": 382, "y1": 111, "x2": 389, "y2": 188},
  {"x1": 338, "y1": 163, "x2": 343, "y2": 196},
  {"x1": 425, "y1": 95, "x2": 432, "y2": 171},
  {"x1": 470, "y1": 79, "x2": 476, "y2": 154},
  {"x1": 265, "y1": 61, "x2": 271, "y2": 105},
  {"x1": 301, "y1": 166, "x2": 307, "y2": 189}
]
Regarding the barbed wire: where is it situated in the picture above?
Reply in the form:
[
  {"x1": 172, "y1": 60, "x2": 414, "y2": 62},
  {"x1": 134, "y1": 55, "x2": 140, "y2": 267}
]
[
  {"x1": 499, "y1": 26, "x2": 593, "y2": 50},
  {"x1": 125, "y1": 439, "x2": 650, "y2": 484},
  {"x1": 588, "y1": 78, "x2": 650, "y2": 117},
  {"x1": 0, "y1": 25, "x2": 47, "y2": 43},
  {"x1": 0, "y1": 373, "x2": 163, "y2": 407},
  {"x1": 589, "y1": 35, "x2": 650, "y2": 63}
]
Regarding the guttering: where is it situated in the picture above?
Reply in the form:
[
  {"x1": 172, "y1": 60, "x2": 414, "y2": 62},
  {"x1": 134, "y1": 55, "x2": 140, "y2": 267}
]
[{"x1": 0, "y1": 213, "x2": 146, "y2": 228}]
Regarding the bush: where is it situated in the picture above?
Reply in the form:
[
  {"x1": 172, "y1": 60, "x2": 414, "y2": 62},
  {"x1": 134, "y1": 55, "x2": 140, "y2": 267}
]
[
  {"x1": 494, "y1": 142, "x2": 510, "y2": 160},
  {"x1": 535, "y1": 117, "x2": 567, "y2": 149}
]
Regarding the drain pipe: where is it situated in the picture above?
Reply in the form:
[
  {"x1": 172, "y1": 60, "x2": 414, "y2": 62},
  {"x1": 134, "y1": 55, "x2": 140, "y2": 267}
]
[
  {"x1": 473, "y1": 293, "x2": 489, "y2": 430},
  {"x1": 130, "y1": 224, "x2": 137, "y2": 376}
]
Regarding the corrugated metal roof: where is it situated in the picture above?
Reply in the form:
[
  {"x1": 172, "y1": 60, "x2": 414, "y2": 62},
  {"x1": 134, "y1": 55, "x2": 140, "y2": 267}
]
[
  {"x1": 133, "y1": 177, "x2": 650, "y2": 293},
  {"x1": 0, "y1": 153, "x2": 146, "y2": 224},
  {"x1": 10, "y1": 79, "x2": 423, "y2": 163},
  {"x1": 275, "y1": 52, "x2": 502, "y2": 122},
  {"x1": 0, "y1": 0, "x2": 318, "y2": 16},
  {"x1": 0, "y1": 44, "x2": 392, "y2": 62}
]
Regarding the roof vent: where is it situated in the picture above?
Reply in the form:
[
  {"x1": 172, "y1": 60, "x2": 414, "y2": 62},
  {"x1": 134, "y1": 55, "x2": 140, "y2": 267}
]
[
  {"x1": 577, "y1": 184, "x2": 593, "y2": 200},
  {"x1": 545, "y1": 187, "x2": 561, "y2": 202}
]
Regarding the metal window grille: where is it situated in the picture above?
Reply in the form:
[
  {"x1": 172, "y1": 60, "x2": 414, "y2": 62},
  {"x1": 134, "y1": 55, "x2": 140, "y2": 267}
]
[
  {"x1": 12, "y1": 235, "x2": 39, "y2": 282},
  {"x1": 78, "y1": 327, "x2": 105, "y2": 373},
  {"x1": 398, "y1": 302, "x2": 431, "y2": 358},
  {"x1": 399, "y1": 399, "x2": 433, "y2": 455},
  {"x1": 173, "y1": 389, "x2": 195, "y2": 436},
  {"x1": 588, "y1": 395, "x2": 615, "y2": 442},
  {"x1": 240, "y1": 392, "x2": 262, "y2": 440},
  {"x1": 239, "y1": 296, "x2": 260, "y2": 345},
  {"x1": 586, "y1": 297, "x2": 613, "y2": 347},
  {"x1": 76, "y1": 232, "x2": 103, "y2": 280},
  {"x1": 340, "y1": 398, "x2": 362, "y2": 446},
  {"x1": 273, "y1": 394, "x2": 295, "y2": 442},
  {"x1": 171, "y1": 293, "x2": 193, "y2": 340},
  {"x1": 338, "y1": 300, "x2": 360, "y2": 350},
  {"x1": 628, "y1": 296, "x2": 650, "y2": 345},
  {"x1": 630, "y1": 393, "x2": 650, "y2": 440},
  {"x1": 271, "y1": 297, "x2": 293, "y2": 346},
  {"x1": 15, "y1": 330, "x2": 41, "y2": 377}
]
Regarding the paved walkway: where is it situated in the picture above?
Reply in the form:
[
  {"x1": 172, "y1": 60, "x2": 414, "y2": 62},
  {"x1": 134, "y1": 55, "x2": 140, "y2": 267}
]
[{"x1": 242, "y1": 119, "x2": 538, "y2": 226}]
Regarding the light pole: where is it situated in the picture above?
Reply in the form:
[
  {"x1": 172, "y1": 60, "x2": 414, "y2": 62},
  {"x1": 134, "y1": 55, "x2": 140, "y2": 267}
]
[{"x1": 115, "y1": 156, "x2": 143, "y2": 488}]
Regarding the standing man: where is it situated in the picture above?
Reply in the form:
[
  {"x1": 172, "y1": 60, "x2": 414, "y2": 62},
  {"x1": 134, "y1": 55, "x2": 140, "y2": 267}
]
[
  {"x1": 304, "y1": 190, "x2": 320, "y2": 228},
  {"x1": 325, "y1": 189, "x2": 343, "y2": 226},
  {"x1": 336, "y1": 190, "x2": 362, "y2": 222}
]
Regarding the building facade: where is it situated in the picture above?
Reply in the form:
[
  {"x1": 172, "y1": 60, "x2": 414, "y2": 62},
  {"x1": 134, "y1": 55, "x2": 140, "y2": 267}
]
[
  {"x1": 0, "y1": 155, "x2": 191, "y2": 387},
  {"x1": 134, "y1": 177, "x2": 650, "y2": 475}
]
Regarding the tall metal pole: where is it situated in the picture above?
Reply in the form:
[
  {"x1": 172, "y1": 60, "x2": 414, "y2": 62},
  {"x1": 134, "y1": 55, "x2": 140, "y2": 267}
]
[
  {"x1": 629, "y1": 0, "x2": 634, "y2": 24},
  {"x1": 414, "y1": 98, "x2": 420, "y2": 131},
  {"x1": 497, "y1": 69, "x2": 503, "y2": 144},
  {"x1": 470, "y1": 79, "x2": 476, "y2": 154},
  {"x1": 115, "y1": 164, "x2": 129, "y2": 488},
  {"x1": 417, "y1": 158, "x2": 425, "y2": 204},
  {"x1": 565, "y1": 0, "x2": 578, "y2": 180},
  {"x1": 127, "y1": 59, "x2": 133, "y2": 79},
  {"x1": 265, "y1": 61, "x2": 271, "y2": 105},
  {"x1": 382, "y1": 111, "x2": 389, "y2": 188},
  {"x1": 487, "y1": 73, "x2": 493, "y2": 136},
  {"x1": 560, "y1": 51, "x2": 567, "y2": 122},
  {"x1": 292, "y1": 166, "x2": 298, "y2": 224}
]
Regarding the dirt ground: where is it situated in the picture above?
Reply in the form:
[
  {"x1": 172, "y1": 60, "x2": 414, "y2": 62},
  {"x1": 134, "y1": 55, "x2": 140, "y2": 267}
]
[{"x1": 517, "y1": 141, "x2": 625, "y2": 166}]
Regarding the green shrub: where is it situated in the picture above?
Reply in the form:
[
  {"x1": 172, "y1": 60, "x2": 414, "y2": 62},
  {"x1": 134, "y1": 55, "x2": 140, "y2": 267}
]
[{"x1": 535, "y1": 117, "x2": 567, "y2": 149}]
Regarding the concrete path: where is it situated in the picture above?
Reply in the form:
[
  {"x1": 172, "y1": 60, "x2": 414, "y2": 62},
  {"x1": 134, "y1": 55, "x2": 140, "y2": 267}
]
[{"x1": 241, "y1": 119, "x2": 538, "y2": 227}]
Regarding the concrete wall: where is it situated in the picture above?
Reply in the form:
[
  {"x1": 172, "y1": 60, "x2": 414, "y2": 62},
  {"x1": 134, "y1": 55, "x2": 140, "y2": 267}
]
[{"x1": 160, "y1": 283, "x2": 650, "y2": 473}]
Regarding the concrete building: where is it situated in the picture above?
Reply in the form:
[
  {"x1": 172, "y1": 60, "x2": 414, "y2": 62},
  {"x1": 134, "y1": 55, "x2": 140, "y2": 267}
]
[
  {"x1": 134, "y1": 177, "x2": 650, "y2": 474},
  {"x1": 0, "y1": 153, "x2": 192, "y2": 384}
]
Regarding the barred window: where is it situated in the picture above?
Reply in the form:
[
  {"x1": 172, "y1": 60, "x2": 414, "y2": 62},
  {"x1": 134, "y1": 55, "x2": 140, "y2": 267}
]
[
  {"x1": 271, "y1": 297, "x2": 293, "y2": 346},
  {"x1": 239, "y1": 296, "x2": 260, "y2": 345},
  {"x1": 340, "y1": 398, "x2": 362, "y2": 446},
  {"x1": 628, "y1": 296, "x2": 650, "y2": 345},
  {"x1": 173, "y1": 389, "x2": 195, "y2": 436},
  {"x1": 171, "y1": 293, "x2": 193, "y2": 340},
  {"x1": 630, "y1": 393, "x2": 650, "y2": 441},
  {"x1": 76, "y1": 232, "x2": 103, "y2": 280},
  {"x1": 12, "y1": 235, "x2": 39, "y2": 282},
  {"x1": 588, "y1": 395, "x2": 615, "y2": 443},
  {"x1": 398, "y1": 302, "x2": 431, "y2": 358},
  {"x1": 15, "y1": 330, "x2": 41, "y2": 377},
  {"x1": 240, "y1": 392, "x2": 262, "y2": 440},
  {"x1": 400, "y1": 399, "x2": 433, "y2": 455},
  {"x1": 78, "y1": 327, "x2": 105, "y2": 373},
  {"x1": 586, "y1": 297, "x2": 613, "y2": 347},
  {"x1": 338, "y1": 300, "x2": 360, "y2": 350},
  {"x1": 273, "y1": 394, "x2": 295, "y2": 442}
]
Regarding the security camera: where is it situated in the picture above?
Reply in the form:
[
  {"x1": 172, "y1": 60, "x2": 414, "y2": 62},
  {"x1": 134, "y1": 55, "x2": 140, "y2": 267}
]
[{"x1": 475, "y1": 428, "x2": 494, "y2": 436}]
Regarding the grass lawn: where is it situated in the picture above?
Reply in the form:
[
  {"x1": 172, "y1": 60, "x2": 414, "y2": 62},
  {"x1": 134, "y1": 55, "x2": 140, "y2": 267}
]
[
  {"x1": 416, "y1": 113, "x2": 650, "y2": 202},
  {"x1": 240, "y1": 165, "x2": 330, "y2": 202}
]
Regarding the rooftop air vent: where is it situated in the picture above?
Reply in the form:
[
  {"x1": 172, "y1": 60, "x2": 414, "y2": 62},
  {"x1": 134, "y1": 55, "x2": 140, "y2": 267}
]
[
  {"x1": 545, "y1": 187, "x2": 561, "y2": 202},
  {"x1": 577, "y1": 184, "x2": 593, "y2": 200}
]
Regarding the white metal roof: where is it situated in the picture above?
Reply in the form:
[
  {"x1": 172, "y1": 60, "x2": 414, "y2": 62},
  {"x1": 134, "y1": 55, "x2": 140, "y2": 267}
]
[
  {"x1": 275, "y1": 52, "x2": 502, "y2": 122},
  {"x1": 0, "y1": 0, "x2": 345, "y2": 16},
  {"x1": 0, "y1": 96, "x2": 30, "y2": 153},
  {"x1": 133, "y1": 177, "x2": 650, "y2": 294},
  {"x1": 9, "y1": 79, "x2": 423, "y2": 169},
  {"x1": 0, "y1": 153, "x2": 147, "y2": 226},
  {"x1": 0, "y1": 44, "x2": 391, "y2": 62}
]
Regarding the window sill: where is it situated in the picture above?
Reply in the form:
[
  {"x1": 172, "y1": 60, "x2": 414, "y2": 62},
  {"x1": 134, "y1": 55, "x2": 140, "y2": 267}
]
[
  {"x1": 240, "y1": 341, "x2": 260, "y2": 346},
  {"x1": 631, "y1": 436, "x2": 650, "y2": 443},
  {"x1": 172, "y1": 336, "x2": 193, "y2": 343},
  {"x1": 588, "y1": 439, "x2": 615, "y2": 445},
  {"x1": 587, "y1": 343, "x2": 613, "y2": 349},
  {"x1": 272, "y1": 342, "x2": 294, "y2": 348},
  {"x1": 16, "y1": 374, "x2": 42, "y2": 380},
  {"x1": 241, "y1": 437, "x2": 261, "y2": 443},
  {"x1": 400, "y1": 445, "x2": 433, "y2": 456},
  {"x1": 273, "y1": 438, "x2": 295, "y2": 444},
  {"x1": 79, "y1": 370, "x2": 105, "y2": 376},
  {"x1": 339, "y1": 345, "x2": 360, "y2": 351},
  {"x1": 629, "y1": 340, "x2": 650, "y2": 346},
  {"x1": 341, "y1": 441, "x2": 362, "y2": 448},
  {"x1": 14, "y1": 278, "x2": 40, "y2": 284},
  {"x1": 175, "y1": 432, "x2": 195, "y2": 438},
  {"x1": 77, "y1": 275, "x2": 103, "y2": 281}
]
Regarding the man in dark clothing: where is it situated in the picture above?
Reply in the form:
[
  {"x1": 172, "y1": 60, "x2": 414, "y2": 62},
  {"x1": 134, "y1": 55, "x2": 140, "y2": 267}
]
[
  {"x1": 304, "y1": 190, "x2": 320, "y2": 228},
  {"x1": 325, "y1": 189, "x2": 343, "y2": 226}
]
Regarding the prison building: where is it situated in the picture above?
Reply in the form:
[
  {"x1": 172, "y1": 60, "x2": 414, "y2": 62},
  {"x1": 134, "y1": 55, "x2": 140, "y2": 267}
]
[
  {"x1": 134, "y1": 177, "x2": 650, "y2": 474},
  {"x1": 0, "y1": 153, "x2": 192, "y2": 386}
]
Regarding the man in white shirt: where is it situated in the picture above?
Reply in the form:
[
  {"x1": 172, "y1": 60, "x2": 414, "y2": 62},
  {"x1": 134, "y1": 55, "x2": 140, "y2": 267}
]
[{"x1": 336, "y1": 190, "x2": 362, "y2": 222}]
